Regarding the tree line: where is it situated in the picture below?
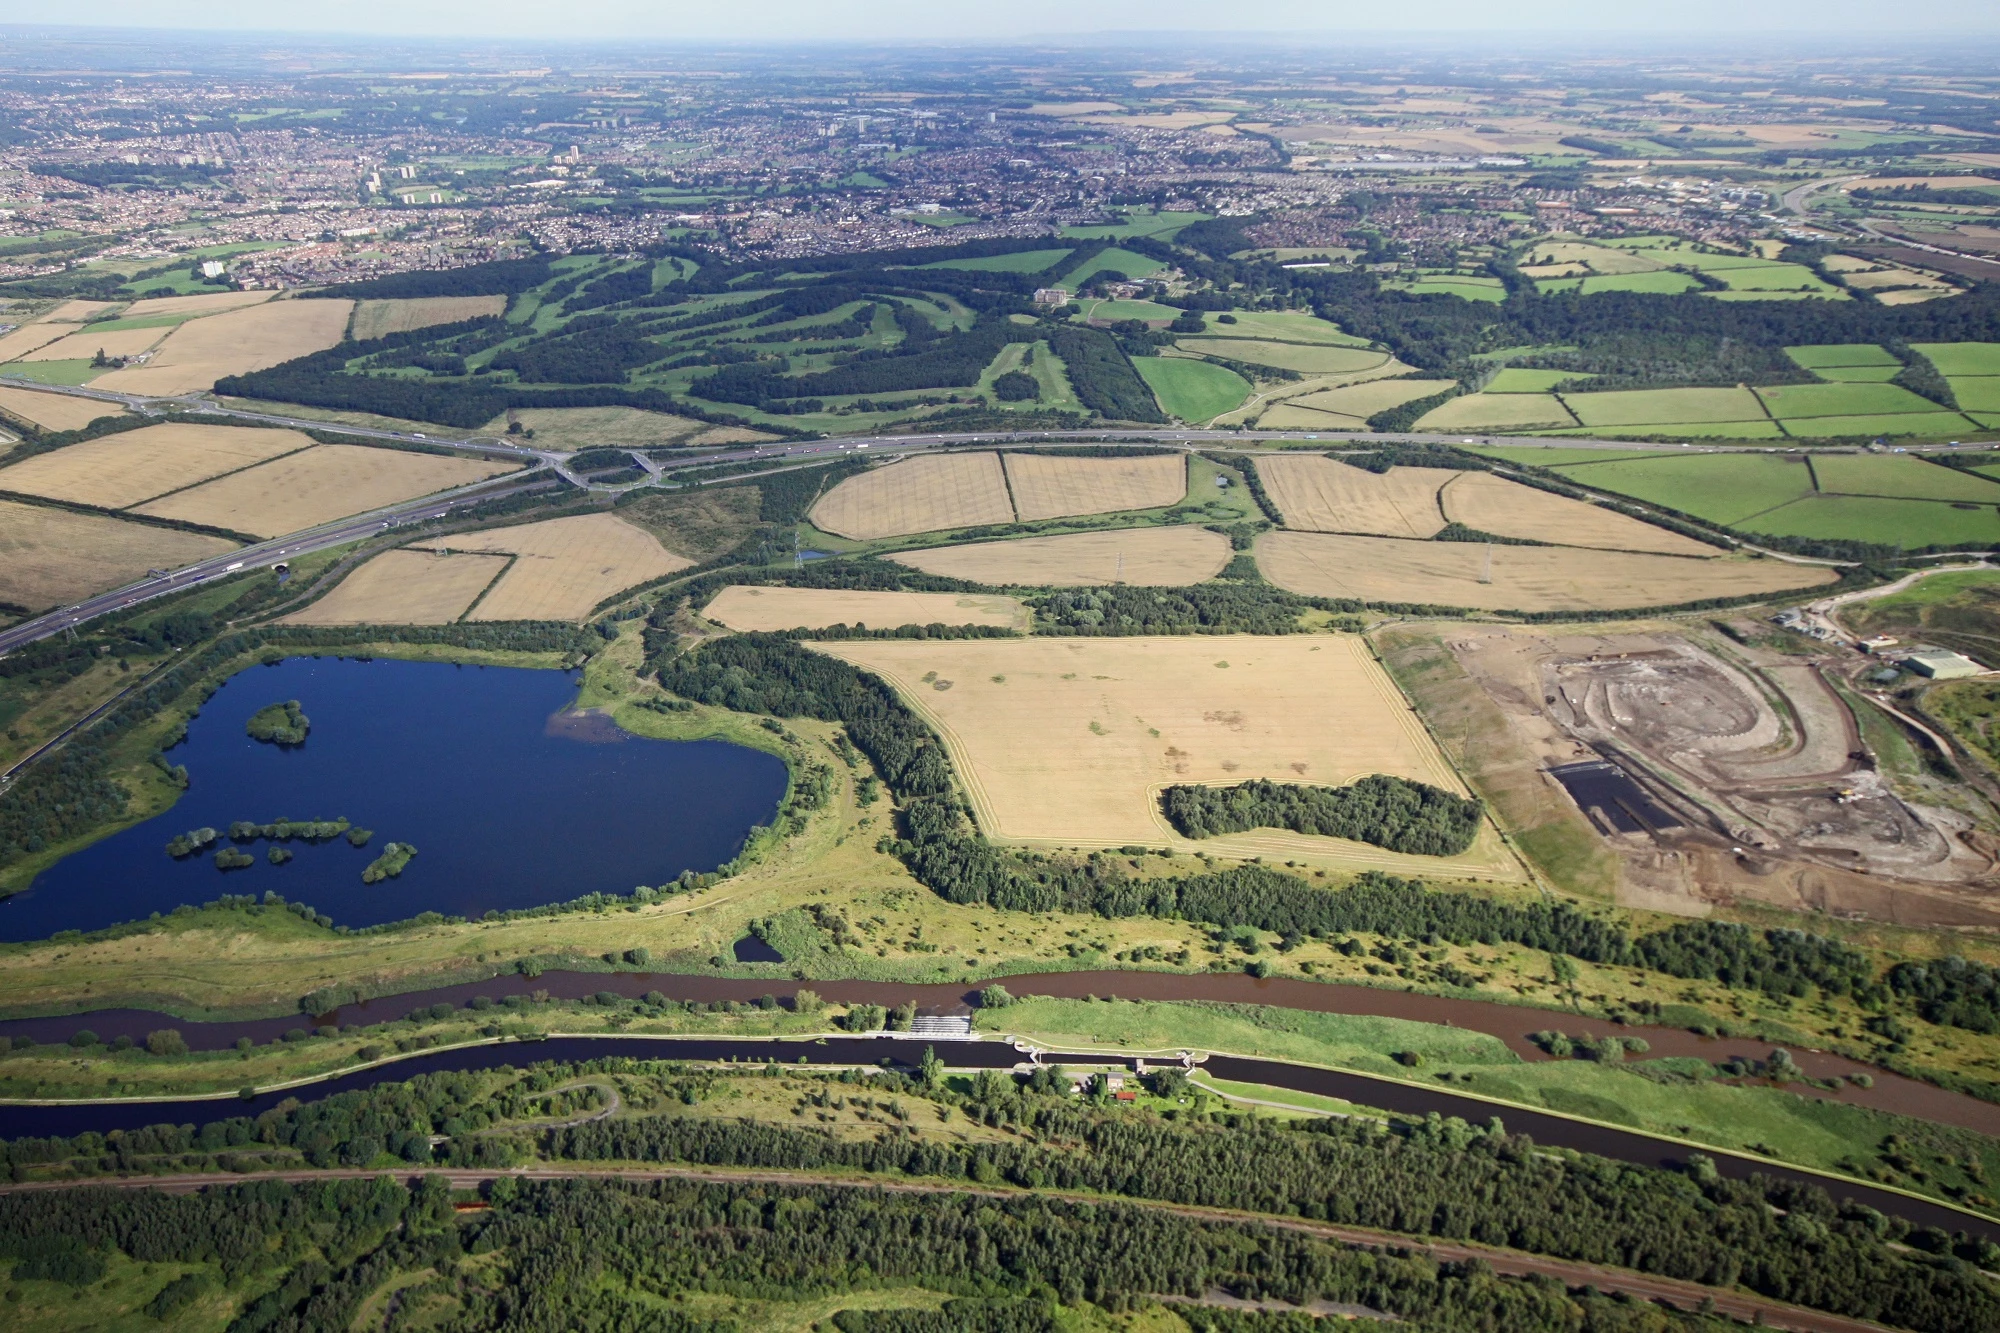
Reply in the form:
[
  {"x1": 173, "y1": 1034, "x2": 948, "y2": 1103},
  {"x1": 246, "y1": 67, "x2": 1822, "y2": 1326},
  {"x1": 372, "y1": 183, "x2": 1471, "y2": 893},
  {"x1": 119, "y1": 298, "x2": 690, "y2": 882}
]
[{"x1": 1160, "y1": 776, "x2": 1483, "y2": 856}]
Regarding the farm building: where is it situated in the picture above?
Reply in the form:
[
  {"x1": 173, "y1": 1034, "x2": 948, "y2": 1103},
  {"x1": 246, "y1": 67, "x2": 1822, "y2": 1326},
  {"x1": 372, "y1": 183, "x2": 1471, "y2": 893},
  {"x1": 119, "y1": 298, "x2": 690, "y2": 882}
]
[{"x1": 1902, "y1": 648, "x2": 1985, "y2": 679}]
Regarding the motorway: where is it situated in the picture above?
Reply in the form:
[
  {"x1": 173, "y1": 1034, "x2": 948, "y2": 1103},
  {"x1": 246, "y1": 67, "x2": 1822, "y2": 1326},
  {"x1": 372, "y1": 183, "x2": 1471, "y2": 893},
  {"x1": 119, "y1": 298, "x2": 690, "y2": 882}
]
[{"x1": 0, "y1": 371, "x2": 1970, "y2": 658}]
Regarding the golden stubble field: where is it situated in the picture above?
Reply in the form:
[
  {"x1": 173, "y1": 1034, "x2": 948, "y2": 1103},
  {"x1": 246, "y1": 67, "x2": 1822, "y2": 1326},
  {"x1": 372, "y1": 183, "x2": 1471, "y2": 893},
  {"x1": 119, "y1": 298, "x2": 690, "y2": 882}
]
[
  {"x1": 0, "y1": 423, "x2": 313, "y2": 510},
  {"x1": 1439, "y1": 470, "x2": 1717, "y2": 555},
  {"x1": 824, "y1": 634, "x2": 1519, "y2": 877},
  {"x1": 92, "y1": 299, "x2": 353, "y2": 395},
  {"x1": 281, "y1": 549, "x2": 509, "y2": 625},
  {"x1": 1258, "y1": 531, "x2": 1837, "y2": 612},
  {"x1": 0, "y1": 385, "x2": 126, "y2": 432},
  {"x1": 135, "y1": 444, "x2": 515, "y2": 537},
  {"x1": 122, "y1": 291, "x2": 274, "y2": 319},
  {"x1": 705, "y1": 585, "x2": 1029, "y2": 632},
  {"x1": 451, "y1": 513, "x2": 688, "y2": 620},
  {"x1": 1255, "y1": 454, "x2": 1456, "y2": 537},
  {"x1": 0, "y1": 323, "x2": 70, "y2": 362},
  {"x1": 892, "y1": 526, "x2": 1230, "y2": 586},
  {"x1": 811, "y1": 453, "x2": 1015, "y2": 539},
  {"x1": 1002, "y1": 451, "x2": 1187, "y2": 520},
  {"x1": 0, "y1": 498, "x2": 236, "y2": 611},
  {"x1": 351, "y1": 295, "x2": 507, "y2": 340}
]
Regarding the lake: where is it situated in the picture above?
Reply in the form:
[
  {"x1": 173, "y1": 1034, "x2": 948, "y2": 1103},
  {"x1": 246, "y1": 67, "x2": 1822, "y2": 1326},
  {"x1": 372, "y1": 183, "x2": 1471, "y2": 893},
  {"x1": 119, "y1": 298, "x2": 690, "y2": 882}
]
[{"x1": 0, "y1": 656, "x2": 788, "y2": 941}]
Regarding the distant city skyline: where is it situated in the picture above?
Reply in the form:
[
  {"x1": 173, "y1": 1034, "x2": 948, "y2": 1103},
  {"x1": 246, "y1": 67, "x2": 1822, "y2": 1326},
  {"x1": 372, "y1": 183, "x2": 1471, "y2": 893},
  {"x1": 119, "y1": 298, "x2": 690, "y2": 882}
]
[{"x1": 0, "y1": 2, "x2": 1997, "y2": 41}]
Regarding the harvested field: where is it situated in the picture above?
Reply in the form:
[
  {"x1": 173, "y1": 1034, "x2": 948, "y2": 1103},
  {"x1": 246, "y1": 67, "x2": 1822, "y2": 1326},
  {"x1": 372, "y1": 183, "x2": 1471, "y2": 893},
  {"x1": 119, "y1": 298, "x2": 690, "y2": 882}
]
[
  {"x1": 91, "y1": 299, "x2": 353, "y2": 396},
  {"x1": 0, "y1": 498, "x2": 236, "y2": 612},
  {"x1": 1439, "y1": 471, "x2": 1718, "y2": 555},
  {"x1": 1413, "y1": 393, "x2": 1577, "y2": 432},
  {"x1": 281, "y1": 549, "x2": 507, "y2": 626},
  {"x1": 41, "y1": 300, "x2": 120, "y2": 323},
  {"x1": 0, "y1": 422, "x2": 312, "y2": 510},
  {"x1": 892, "y1": 526, "x2": 1229, "y2": 587},
  {"x1": 1256, "y1": 403, "x2": 1364, "y2": 430},
  {"x1": 1257, "y1": 531, "x2": 1835, "y2": 613},
  {"x1": 704, "y1": 585, "x2": 1028, "y2": 633},
  {"x1": 120, "y1": 291, "x2": 274, "y2": 319},
  {"x1": 450, "y1": 513, "x2": 688, "y2": 620},
  {"x1": 1175, "y1": 339, "x2": 1389, "y2": 375},
  {"x1": 1002, "y1": 451, "x2": 1186, "y2": 520},
  {"x1": 1254, "y1": 455, "x2": 1454, "y2": 537},
  {"x1": 0, "y1": 324, "x2": 71, "y2": 362},
  {"x1": 135, "y1": 444, "x2": 514, "y2": 538},
  {"x1": 821, "y1": 634, "x2": 1516, "y2": 877},
  {"x1": 0, "y1": 385, "x2": 125, "y2": 432},
  {"x1": 1288, "y1": 379, "x2": 1454, "y2": 419},
  {"x1": 479, "y1": 405, "x2": 704, "y2": 450},
  {"x1": 19, "y1": 327, "x2": 166, "y2": 363},
  {"x1": 350, "y1": 295, "x2": 507, "y2": 341},
  {"x1": 809, "y1": 452, "x2": 1014, "y2": 539}
]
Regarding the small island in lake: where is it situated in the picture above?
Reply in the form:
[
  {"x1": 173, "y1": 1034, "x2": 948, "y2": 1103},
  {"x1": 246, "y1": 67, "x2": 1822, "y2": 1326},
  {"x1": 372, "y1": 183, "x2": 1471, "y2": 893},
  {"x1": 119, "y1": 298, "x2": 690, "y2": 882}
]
[{"x1": 246, "y1": 699, "x2": 311, "y2": 746}]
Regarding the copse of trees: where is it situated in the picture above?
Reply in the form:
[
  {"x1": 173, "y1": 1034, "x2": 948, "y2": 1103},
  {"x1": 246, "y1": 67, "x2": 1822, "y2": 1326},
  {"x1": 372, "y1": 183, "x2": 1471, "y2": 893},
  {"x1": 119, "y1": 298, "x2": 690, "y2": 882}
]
[
  {"x1": 305, "y1": 255, "x2": 554, "y2": 300},
  {"x1": 1161, "y1": 776, "x2": 1483, "y2": 856},
  {"x1": 1045, "y1": 324, "x2": 1166, "y2": 422},
  {"x1": 1028, "y1": 583, "x2": 1360, "y2": 636}
]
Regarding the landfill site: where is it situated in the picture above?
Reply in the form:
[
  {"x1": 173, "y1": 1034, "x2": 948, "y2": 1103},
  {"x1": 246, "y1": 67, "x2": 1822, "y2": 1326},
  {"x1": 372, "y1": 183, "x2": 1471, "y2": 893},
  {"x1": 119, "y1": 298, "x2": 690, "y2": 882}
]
[{"x1": 1442, "y1": 625, "x2": 2000, "y2": 926}]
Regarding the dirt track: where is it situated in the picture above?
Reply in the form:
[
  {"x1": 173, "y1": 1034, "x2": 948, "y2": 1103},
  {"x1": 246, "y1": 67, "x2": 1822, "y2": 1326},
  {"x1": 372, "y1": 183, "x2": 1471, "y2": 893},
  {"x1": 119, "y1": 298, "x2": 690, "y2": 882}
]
[{"x1": 0, "y1": 1163, "x2": 1901, "y2": 1333}]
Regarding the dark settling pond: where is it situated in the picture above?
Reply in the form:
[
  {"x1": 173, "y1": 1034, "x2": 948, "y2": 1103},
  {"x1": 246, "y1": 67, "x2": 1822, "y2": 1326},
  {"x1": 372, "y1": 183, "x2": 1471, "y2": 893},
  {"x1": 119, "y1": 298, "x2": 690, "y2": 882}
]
[{"x1": 1, "y1": 657, "x2": 787, "y2": 941}]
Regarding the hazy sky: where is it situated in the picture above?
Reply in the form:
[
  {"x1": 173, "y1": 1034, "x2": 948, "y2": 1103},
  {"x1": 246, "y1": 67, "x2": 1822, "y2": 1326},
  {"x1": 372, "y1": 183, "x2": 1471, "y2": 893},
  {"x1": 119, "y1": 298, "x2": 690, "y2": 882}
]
[{"x1": 1, "y1": 2, "x2": 1996, "y2": 42}]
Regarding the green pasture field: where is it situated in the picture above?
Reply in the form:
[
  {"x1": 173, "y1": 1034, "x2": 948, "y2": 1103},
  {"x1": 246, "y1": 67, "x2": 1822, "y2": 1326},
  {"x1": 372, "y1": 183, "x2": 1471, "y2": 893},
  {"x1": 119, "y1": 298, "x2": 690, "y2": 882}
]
[
  {"x1": 1814, "y1": 364, "x2": 1904, "y2": 383},
  {"x1": 1809, "y1": 453, "x2": 2000, "y2": 501},
  {"x1": 1951, "y1": 378, "x2": 2000, "y2": 413},
  {"x1": 1075, "y1": 298, "x2": 1184, "y2": 323},
  {"x1": 1533, "y1": 420, "x2": 1787, "y2": 439},
  {"x1": 1786, "y1": 343, "x2": 1900, "y2": 369},
  {"x1": 1744, "y1": 495, "x2": 2000, "y2": 547},
  {"x1": 1466, "y1": 444, "x2": 1679, "y2": 466},
  {"x1": 0, "y1": 359, "x2": 100, "y2": 386},
  {"x1": 1386, "y1": 276, "x2": 1506, "y2": 302},
  {"x1": 1784, "y1": 413, "x2": 1980, "y2": 439},
  {"x1": 1135, "y1": 356, "x2": 1250, "y2": 423},
  {"x1": 1175, "y1": 338, "x2": 1388, "y2": 374},
  {"x1": 1704, "y1": 290, "x2": 1846, "y2": 303},
  {"x1": 1536, "y1": 271, "x2": 1702, "y2": 296},
  {"x1": 1484, "y1": 367, "x2": 1594, "y2": 392},
  {"x1": 1755, "y1": 382, "x2": 1952, "y2": 419},
  {"x1": 1413, "y1": 392, "x2": 1576, "y2": 432},
  {"x1": 1059, "y1": 246, "x2": 1165, "y2": 288},
  {"x1": 1560, "y1": 385, "x2": 1769, "y2": 428},
  {"x1": 1059, "y1": 208, "x2": 1211, "y2": 240},
  {"x1": 920, "y1": 248, "x2": 1073, "y2": 273},
  {"x1": 1553, "y1": 452, "x2": 1815, "y2": 525},
  {"x1": 1712, "y1": 265, "x2": 1844, "y2": 293},
  {"x1": 1194, "y1": 310, "x2": 1368, "y2": 345},
  {"x1": 1024, "y1": 340, "x2": 1083, "y2": 411},
  {"x1": 1914, "y1": 342, "x2": 2000, "y2": 378}
]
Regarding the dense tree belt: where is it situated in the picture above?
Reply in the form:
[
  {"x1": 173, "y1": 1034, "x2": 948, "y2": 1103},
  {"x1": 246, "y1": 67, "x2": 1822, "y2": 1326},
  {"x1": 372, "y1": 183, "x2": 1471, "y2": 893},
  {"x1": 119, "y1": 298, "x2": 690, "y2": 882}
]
[
  {"x1": 1161, "y1": 776, "x2": 1483, "y2": 856},
  {"x1": 3, "y1": 1062, "x2": 1995, "y2": 1331},
  {"x1": 1027, "y1": 584, "x2": 1362, "y2": 636},
  {"x1": 1045, "y1": 324, "x2": 1167, "y2": 422},
  {"x1": 1890, "y1": 956, "x2": 2000, "y2": 1034},
  {"x1": 303, "y1": 256, "x2": 556, "y2": 300}
]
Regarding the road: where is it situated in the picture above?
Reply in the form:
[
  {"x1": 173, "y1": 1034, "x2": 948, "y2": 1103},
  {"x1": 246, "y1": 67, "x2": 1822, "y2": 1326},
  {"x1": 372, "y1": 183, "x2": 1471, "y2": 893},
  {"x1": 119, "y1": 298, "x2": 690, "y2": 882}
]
[
  {"x1": 1803, "y1": 561, "x2": 1993, "y2": 643},
  {"x1": 0, "y1": 1162, "x2": 1902, "y2": 1333},
  {"x1": 1779, "y1": 173, "x2": 2000, "y2": 271}
]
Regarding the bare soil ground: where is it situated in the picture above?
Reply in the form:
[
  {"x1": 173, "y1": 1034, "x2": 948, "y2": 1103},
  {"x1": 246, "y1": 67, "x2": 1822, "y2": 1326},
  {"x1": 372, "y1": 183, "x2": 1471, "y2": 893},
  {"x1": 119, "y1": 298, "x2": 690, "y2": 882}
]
[
  {"x1": 821, "y1": 634, "x2": 1518, "y2": 878},
  {"x1": 135, "y1": 444, "x2": 514, "y2": 538},
  {"x1": 705, "y1": 586, "x2": 1029, "y2": 633},
  {"x1": 1254, "y1": 456, "x2": 1457, "y2": 537},
  {"x1": 810, "y1": 453, "x2": 1015, "y2": 539},
  {"x1": 0, "y1": 498, "x2": 236, "y2": 612},
  {"x1": 279, "y1": 548, "x2": 508, "y2": 625},
  {"x1": 0, "y1": 422, "x2": 312, "y2": 509},
  {"x1": 1002, "y1": 451, "x2": 1186, "y2": 520},
  {"x1": 1440, "y1": 471, "x2": 1719, "y2": 556},
  {"x1": 446, "y1": 513, "x2": 688, "y2": 621},
  {"x1": 92, "y1": 299, "x2": 353, "y2": 396},
  {"x1": 1257, "y1": 531, "x2": 1836, "y2": 612},
  {"x1": 891, "y1": 526, "x2": 1230, "y2": 586},
  {"x1": 0, "y1": 385, "x2": 126, "y2": 432},
  {"x1": 350, "y1": 295, "x2": 506, "y2": 340}
]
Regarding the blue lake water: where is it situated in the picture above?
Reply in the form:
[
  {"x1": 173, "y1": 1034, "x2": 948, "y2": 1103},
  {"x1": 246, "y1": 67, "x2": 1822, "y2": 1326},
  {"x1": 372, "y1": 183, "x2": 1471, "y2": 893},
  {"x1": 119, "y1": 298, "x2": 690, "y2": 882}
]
[{"x1": 1, "y1": 657, "x2": 788, "y2": 942}]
